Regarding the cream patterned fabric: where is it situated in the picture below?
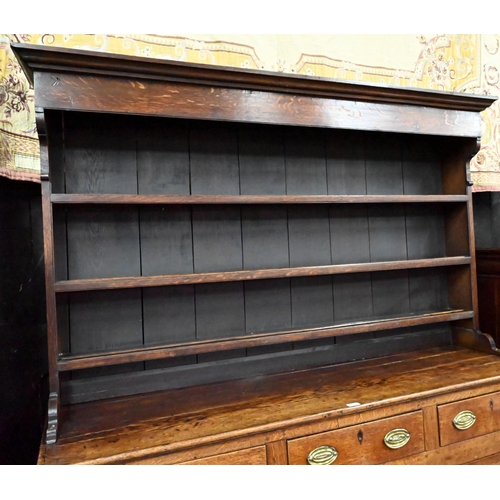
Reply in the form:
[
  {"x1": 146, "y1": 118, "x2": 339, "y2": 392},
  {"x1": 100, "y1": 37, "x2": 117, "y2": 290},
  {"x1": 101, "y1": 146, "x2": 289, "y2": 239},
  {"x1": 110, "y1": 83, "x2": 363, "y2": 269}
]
[{"x1": 1, "y1": 34, "x2": 500, "y2": 189}]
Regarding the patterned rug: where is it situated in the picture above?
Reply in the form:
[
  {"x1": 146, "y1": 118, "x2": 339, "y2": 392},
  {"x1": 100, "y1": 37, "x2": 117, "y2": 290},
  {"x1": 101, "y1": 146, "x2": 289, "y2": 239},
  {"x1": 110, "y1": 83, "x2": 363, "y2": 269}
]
[{"x1": 1, "y1": 34, "x2": 499, "y2": 189}]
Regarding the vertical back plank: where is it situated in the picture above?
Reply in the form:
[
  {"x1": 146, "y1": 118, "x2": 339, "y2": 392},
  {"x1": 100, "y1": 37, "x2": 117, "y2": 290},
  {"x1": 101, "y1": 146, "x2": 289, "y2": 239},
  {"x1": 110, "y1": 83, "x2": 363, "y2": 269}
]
[
  {"x1": 241, "y1": 206, "x2": 289, "y2": 270},
  {"x1": 192, "y1": 206, "x2": 243, "y2": 273},
  {"x1": 285, "y1": 128, "x2": 327, "y2": 195},
  {"x1": 140, "y1": 206, "x2": 193, "y2": 276},
  {"x1": 291, "y1": 276, "x2": 334, "y2": 329},
  {"x1": 409, "y1": 268, "x2": 449, "y2": 313},
  {"x1": 333, "y1": 273, "x2": 373, "y2": 323},
  {"x1": 371, "y1": 270, "x2": 410, "y2": 318},
  {"x1": 244, "y1": 279, "x2": 292, "y2": 334},
  {"x1": 365, "y1": 133, "x2": 403, "y2": 195},
  {"x1": 368, "y1": 205, "x2": 407, "y2": 262},
  {"x1": 288, "y1": 206, "x2": 331, "y2": 267},
  {"x1": 238, "y1": 124, "x2": 286, "y2": 195},
  {"x1": 69, "y1": 289, "x2": 143, "y2": 354},
  {"x1": 64, "y1": 113, "x2": 137, "y2": 194},
  {"x1": 195, "y1": 282, "x2": 245, "y2": 340},
  {"x1": 402, "y1": 135, "x2": 442, "y2": 195},
  {"x1": 330, "y1": 205, "x2": 370, "y2": 264},
  {"x1": 136, "y1": 117, "x2": 190, "y2": 195},
  {"x1": 189, "y1": 122, "x2": 240, "y2": 195},
  {"x1": 66, "y1": 206, "x2": 141, "y2": 279},
  {"x1": 325, "y1": 129, "x2": 366, "y2": 195},
  {"x1": 405, "y1": 205, "x2": 446, "y2": 260},
  {"x1": 143, "y1": 285, "x2": 196, "y2": 346}
]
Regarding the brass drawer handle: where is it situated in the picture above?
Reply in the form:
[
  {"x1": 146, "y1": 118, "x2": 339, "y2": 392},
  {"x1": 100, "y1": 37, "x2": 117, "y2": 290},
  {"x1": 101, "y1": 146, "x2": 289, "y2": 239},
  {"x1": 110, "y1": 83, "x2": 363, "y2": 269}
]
[
  {"x1": 453, "y1": 410, "x2": 476, "y2": 430},
  {"x1": 384, "y1": 428, "x2": 411, "y2": 449},
  {"x1": 307, "y1": 445, "x2": 338, "y2": 465}
]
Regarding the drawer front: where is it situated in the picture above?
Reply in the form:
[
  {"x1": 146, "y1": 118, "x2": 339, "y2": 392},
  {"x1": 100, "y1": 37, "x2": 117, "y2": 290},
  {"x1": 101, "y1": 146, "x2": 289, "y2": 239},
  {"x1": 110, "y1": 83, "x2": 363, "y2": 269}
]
[
  {"x1": 179, "y1": 446, "x2": 267, "y2": 465},
  {"x1": 129, "y1": 445, "x2": 267, "y2": 465},
  {"x1": 438, "y1": 391, "x2": 500, "y2": 447},
  {"x1": 288, "y1": 411, "x2": 424, "y2": 465}
]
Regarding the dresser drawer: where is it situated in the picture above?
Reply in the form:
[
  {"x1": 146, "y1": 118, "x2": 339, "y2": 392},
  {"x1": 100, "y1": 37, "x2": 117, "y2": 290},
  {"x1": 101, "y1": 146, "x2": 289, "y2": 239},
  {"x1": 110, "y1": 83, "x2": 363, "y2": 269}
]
[
  {"x1": 288, "y1": 411, "x2": 424, "y2": 465},
  {"x1": 179, "y1": 446, "x2": 267, "y2": 465},
  {"x1": 438, "y1": 391, "x2": 500, "y2": 447},
  {"x1": 129, "y1": 445, "x2": 267, "y2": 465}
]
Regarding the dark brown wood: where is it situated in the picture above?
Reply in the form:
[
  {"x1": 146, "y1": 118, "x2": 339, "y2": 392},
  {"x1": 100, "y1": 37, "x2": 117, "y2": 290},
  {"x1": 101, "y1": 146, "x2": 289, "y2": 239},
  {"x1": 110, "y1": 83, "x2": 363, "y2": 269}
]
[
  {"x1": 62, "y1": 327, "x2": 451, "y2": 405},
  {"x1": 57, "y1": 347, "x2": 468, "y2": 440},
  {"x1": 30, "y1": 73, "x2": 480, "y2": 137},
  {"x1": 467, "y1": 186, "x2": 480, "y2": 329},
  {"x1": 38, "y1": 347, "x2": 500, "y2": 464},
  {"x1": 31, "y1": 72, "x2": 484, "y2": 138},
  {"x1": 53, "y1": 257, "x2": 471, "y2": 292},
  {"x1": 40, "y1": 177, "x2": 60, "y2": 442},
  {"x1": 17, "y1": 45, "x2": 500, "y2": 463},
  {"x1": 441, "y1": 137, "x2": 478, "y2": 195},
  {"x1": 477, "y1": 275, "x2": 499, "y2": 340},
  {"x1": 56, "y1": 310, "x2": 472, "y2": 371},
  {"x1": 50, "y1": 193, "x2": 470, "y2": 204},
  {"x1": 476, "y1": 249, "x2": 500, "y2": 346},
  {"x1": 13, "y1": 43, "x2": 496, "y2": 113}
]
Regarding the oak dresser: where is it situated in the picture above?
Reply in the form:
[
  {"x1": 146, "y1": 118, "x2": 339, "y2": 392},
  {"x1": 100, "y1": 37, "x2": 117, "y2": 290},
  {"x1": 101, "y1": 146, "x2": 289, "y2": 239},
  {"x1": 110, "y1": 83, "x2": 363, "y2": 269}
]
[{"x1": 12, "y1": 43, "x2": 500, "y2": 465}]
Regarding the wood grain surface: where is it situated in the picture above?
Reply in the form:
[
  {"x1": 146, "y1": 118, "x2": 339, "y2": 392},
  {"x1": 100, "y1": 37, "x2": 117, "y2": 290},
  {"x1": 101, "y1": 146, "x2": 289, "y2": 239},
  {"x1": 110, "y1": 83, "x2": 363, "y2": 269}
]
[{"x1": 39, "y1": 347, "x2": 500, "y2": 464}]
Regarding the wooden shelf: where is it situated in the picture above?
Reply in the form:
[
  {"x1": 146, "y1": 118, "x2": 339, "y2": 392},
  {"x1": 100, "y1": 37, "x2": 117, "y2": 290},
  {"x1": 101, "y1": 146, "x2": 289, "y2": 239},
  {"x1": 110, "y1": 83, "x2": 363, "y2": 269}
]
[
  {"x1": 53, "y1": 256, "x2": 471, "y2": 292},
  {"x1": 50, "y1": 194, "x2": 470, "y2": 205},
  {"x1": 56, "y1": 309, "x2": 474, "y2": 371}
]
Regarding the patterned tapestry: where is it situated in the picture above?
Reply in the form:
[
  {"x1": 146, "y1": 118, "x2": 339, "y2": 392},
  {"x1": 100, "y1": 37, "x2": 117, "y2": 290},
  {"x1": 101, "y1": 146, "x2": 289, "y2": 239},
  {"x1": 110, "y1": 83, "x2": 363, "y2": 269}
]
[{"x1": 1, "y1": 34, "x2": 500, "y2": 190}]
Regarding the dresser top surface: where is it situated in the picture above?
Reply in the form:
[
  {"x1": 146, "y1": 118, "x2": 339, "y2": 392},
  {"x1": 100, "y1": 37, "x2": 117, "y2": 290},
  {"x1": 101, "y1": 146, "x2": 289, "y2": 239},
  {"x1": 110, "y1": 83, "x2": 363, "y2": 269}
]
[{"x1": 40, "y1": 346, "x2": 500, "y2": 464}]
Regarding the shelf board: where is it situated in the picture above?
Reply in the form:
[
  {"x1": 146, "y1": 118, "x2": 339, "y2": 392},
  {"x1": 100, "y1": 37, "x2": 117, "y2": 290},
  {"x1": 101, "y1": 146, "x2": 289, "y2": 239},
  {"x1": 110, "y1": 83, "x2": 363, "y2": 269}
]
[
  {"x1": 53, "y1": 256, "x2": 471, "y2": 293},
  {"x1": 56, "y1": 309, "x2": 474, "y2": 371},
  {"x1": 50, "y1": 194, "x2": 469, "y2": 205}
]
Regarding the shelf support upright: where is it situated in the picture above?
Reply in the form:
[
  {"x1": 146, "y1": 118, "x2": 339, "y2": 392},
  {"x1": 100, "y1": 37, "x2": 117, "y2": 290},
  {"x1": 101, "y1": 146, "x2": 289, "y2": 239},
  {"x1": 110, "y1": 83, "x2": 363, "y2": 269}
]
[{"x1": 36, "y1": 107, "x2": 60, "y2": 444}]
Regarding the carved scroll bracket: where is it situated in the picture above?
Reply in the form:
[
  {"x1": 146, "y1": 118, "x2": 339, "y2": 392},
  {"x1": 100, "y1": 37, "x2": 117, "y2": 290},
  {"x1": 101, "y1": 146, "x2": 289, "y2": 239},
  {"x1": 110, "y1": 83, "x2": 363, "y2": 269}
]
[{"x1": 35, "y1": 107, "x2": 49, "y2": 181}]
